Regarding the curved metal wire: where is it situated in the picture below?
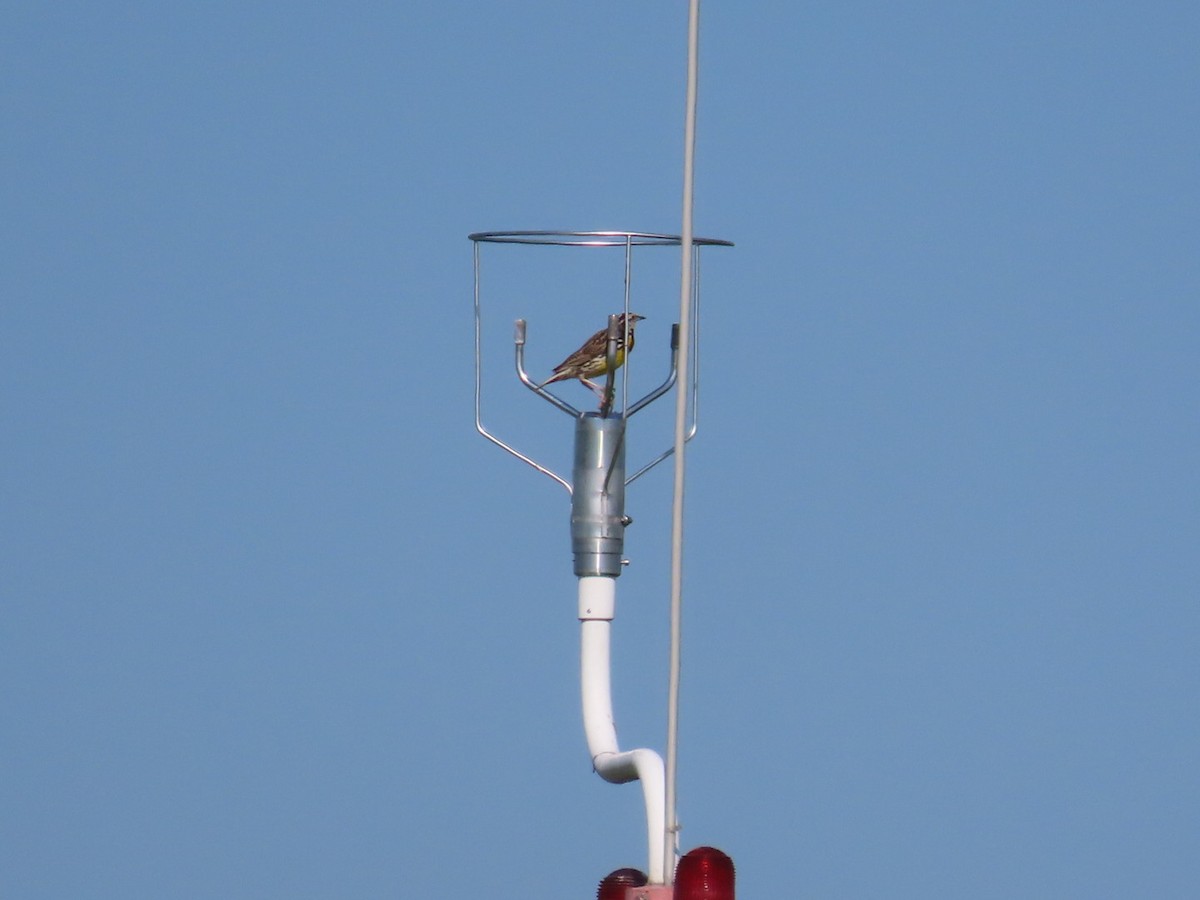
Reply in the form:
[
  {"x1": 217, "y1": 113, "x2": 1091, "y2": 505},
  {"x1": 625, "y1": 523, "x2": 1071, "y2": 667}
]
[
  {"x1": 626, "y1": 248, "x2": 702, "y2": 486},
  {"x1": 474, "y1": 243, "x2": 572, "y2": 494}
]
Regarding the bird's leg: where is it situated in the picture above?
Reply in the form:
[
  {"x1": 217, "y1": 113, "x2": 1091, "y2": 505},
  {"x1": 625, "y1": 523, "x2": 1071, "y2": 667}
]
[
  {"x1": 596, "y1": 380, "x2": 619, "y2": 416},
  {"x1": 580, "y1": 377, "x2": 607, "y2": 401}
]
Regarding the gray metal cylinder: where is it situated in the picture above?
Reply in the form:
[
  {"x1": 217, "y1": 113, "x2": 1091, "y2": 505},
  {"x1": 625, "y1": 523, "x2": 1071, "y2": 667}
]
[{"x1": 571, "y1": 413, "x2": 627, "y2": 577}]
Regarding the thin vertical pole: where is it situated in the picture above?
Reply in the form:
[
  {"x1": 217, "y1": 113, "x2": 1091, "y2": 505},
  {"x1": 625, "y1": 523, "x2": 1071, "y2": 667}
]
[
  {"x1": 665, "y1": 0, "x2": 700, "y2": 882},
  {"x1": 623, "y1": 234, "x2": 633, "y2": 415}
]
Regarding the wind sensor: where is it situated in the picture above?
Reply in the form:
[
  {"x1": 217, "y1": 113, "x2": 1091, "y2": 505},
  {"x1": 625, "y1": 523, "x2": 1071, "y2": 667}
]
[{"x1": 470, "y1": 230, "x2": 734, "y2": 895}]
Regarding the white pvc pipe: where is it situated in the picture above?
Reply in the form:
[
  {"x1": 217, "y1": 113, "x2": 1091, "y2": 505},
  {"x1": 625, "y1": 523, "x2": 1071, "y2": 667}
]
[{"x1": 578, "y1": 576, "x2": 668, "y2": 884}]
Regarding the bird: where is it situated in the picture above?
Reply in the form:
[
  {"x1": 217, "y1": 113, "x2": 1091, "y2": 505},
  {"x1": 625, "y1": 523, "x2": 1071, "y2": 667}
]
[{"x1": 540, "y1": 313, "x2": 645, "y2": 400}]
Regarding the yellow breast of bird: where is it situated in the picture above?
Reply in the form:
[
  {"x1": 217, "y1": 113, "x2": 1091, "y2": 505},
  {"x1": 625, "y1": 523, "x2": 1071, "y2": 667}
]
[{"x1": 581, "y1": 345, "x2": 625, "y2": 378}]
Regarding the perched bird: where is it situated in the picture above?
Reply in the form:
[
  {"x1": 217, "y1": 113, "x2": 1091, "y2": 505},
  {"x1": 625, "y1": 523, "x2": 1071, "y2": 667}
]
[{"x1": 540, "y1": 313, "x2": 645, "y2": 400}]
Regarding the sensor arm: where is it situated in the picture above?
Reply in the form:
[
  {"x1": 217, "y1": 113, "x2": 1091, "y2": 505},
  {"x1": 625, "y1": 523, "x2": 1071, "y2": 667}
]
[
  {"x1": 514, "y1": 319, "x2": 583, "y2": 417},
  {"x1": 628, "y1": 324, "x2": 680, "y2": 417}
]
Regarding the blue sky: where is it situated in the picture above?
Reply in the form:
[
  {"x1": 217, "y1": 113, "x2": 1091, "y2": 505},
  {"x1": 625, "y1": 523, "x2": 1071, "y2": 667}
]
[{"x1": 3, "y1": 3, "x2": 1198, "y2": 897}]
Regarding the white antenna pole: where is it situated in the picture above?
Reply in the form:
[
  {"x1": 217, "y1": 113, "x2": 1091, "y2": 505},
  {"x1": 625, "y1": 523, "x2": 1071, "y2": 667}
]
[{"x1": 665, "y1": 0, "x2": 701, "y2": 881}]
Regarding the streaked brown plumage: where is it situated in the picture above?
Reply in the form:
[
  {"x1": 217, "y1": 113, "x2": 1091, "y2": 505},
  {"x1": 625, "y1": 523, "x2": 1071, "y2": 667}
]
[{"x1": 540, "y1": 313, "x2": 645, "y2": 397}]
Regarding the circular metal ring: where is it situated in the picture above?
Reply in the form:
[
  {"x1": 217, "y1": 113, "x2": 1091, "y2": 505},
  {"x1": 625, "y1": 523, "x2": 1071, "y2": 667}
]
[{"x1": 468, "y1": 230, "x2": 733, "y2": 248}]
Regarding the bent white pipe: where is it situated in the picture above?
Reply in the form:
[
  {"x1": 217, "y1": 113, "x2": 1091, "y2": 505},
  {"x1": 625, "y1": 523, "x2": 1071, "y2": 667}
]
[{"x1": 578, "y1": 575, "x2": 668, "y2": 884}]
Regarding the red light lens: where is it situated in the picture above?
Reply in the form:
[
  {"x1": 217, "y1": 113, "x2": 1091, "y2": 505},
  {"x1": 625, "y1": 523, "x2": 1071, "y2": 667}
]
[
  {"x1": 674, "y1": 846, "x2": 734, "y2": 900},
  {"x1": 597, "y1": 867, "x2": 648, "y2": 900}
]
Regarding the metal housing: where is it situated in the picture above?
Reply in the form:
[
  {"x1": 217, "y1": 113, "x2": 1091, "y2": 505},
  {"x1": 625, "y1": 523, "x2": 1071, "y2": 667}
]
[{"x1": 570, "y1": 413, "x2": 627, "y2": 577}]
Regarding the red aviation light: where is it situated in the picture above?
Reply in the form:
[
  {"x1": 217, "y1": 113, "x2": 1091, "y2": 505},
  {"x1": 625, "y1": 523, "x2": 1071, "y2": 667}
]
[
  {"x1": 674, "y1": 846, "x2": 735, "y2": 900},
  {"x1": 596, "y1": 867, "x2": 647, "y2": 900}
]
